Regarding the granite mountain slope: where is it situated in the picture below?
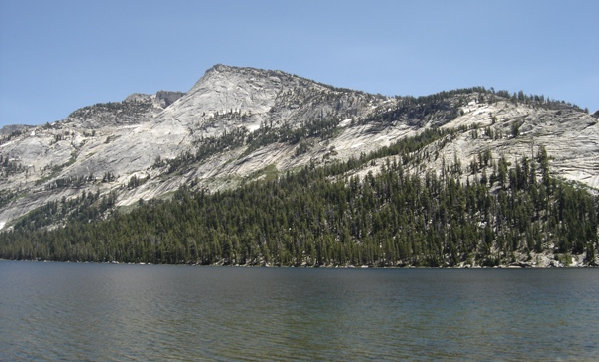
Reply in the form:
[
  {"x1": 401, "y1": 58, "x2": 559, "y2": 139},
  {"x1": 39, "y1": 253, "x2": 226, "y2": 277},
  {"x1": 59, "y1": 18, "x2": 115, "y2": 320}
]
[{"x1": 0, "y1": 65, "x2": 597, "y2": 230}]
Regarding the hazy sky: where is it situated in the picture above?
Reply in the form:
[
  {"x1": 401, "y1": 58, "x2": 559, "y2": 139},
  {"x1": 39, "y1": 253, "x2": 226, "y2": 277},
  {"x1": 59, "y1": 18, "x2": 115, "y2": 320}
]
[{"x1": 1, "y1": 0, "x2": 597, "y2": 127}]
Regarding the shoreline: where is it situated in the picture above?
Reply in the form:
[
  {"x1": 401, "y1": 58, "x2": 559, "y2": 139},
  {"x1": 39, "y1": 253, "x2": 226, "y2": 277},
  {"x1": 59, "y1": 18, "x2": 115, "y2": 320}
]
[{"x1": 1, "y1": 258, "x2": 597, "y2": 269}]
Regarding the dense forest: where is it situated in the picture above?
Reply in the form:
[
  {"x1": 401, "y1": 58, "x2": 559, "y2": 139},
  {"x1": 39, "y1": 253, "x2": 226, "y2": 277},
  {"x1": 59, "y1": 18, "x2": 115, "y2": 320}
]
[{"x1": 0, "y1": 127, "x2": 597, "y2": 267}]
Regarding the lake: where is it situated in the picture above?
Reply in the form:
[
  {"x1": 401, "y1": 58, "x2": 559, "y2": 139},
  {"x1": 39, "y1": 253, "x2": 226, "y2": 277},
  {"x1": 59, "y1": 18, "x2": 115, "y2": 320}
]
[{"x1": 1, "y1": 260, "x2": 598, "y2": 360}]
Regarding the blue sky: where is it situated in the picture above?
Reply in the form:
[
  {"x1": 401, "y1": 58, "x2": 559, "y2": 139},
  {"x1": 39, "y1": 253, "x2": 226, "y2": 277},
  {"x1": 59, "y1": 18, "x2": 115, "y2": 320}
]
[{"x1": 1, "y1": 0, "x2": 597, "y2": 127}]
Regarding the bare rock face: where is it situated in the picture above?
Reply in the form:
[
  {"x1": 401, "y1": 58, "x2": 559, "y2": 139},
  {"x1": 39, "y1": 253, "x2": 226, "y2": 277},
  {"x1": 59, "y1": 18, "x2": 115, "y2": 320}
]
[
  {"x1": 0, "y1": 65, "x2": 597, "y2": 230},
  {"x1": 441, "y1": 102, "x2": 599, "y2": 188},
  {"x1": 155, "y1": 91, "x2": 185, "y2": 108}
]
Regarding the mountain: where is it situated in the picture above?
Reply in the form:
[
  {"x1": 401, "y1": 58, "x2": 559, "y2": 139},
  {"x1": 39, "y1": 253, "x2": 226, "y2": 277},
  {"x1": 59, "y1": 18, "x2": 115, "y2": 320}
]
[{"x1": 1, "y1": 65, "x2": 598, "y2": 266}]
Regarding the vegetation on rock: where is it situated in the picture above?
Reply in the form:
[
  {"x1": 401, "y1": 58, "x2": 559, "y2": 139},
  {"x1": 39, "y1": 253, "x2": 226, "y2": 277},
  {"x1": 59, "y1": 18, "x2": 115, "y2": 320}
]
[{"x1": 1, "y1": 130, "x2": 596, "y2": 267}]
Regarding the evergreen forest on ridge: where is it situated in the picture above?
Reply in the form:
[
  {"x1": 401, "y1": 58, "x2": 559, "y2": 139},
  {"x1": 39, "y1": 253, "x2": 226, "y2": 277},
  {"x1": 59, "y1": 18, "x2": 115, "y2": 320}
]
[{"x1": 1, "y1": 128, "x2": 597, "y2": 267}]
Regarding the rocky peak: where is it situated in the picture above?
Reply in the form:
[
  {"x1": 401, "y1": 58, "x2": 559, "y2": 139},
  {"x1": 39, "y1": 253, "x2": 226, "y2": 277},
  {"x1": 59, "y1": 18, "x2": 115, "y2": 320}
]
[
  {"x1": 154, "y1": 91, "x2": 185, "y2": 108},
  {"x1": 203, "y1": 63, "x2": 285, "y2": 77},
  {"x1": 124, "y1": 91, "x2": 185, "y2": 108},
  {"x1": 205, "y1": 63, "x2": 242, "y2": 74},
  {"x1": 161, "y1": 65, "x2": 305, "y2": 133},
  {"x1": 124, "y1": 93, "x2": 152, "y2": 103},
  {"x1": 164, "y1": 65, "x2": 388, "y2": 137},
  {"x1": 65, "y1": 89, "x2": 184, "y2": 129}
]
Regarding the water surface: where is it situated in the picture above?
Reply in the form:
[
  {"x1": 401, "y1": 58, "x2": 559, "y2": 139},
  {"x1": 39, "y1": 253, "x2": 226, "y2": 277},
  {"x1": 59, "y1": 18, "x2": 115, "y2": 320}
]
[{"x1": 1, "y1": 261, "x2": 598, "y2": 360}]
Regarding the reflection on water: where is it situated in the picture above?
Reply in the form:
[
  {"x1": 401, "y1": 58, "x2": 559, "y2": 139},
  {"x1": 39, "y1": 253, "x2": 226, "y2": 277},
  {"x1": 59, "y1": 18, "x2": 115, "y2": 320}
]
[{"x1": 1, "y1": 261, "x2": 598, "y2": 360}]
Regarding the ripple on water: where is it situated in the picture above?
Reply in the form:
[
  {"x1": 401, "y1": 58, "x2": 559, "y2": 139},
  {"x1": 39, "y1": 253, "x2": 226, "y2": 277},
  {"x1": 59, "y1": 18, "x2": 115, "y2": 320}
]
[{"x1": 1, "y1": 262, "x2": 598, "y2": 360}]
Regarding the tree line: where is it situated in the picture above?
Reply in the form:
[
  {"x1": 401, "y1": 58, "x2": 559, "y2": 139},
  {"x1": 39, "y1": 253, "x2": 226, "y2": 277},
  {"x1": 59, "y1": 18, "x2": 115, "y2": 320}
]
[{"x1": 1, "y1": 135, "x2": 596, "y2": 266}]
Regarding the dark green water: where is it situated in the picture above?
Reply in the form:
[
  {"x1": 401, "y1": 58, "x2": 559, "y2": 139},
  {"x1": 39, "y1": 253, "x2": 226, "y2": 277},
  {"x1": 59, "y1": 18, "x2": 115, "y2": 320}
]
[{"x1": 1, "y1": 260, "x2": 598, "y2": 360}]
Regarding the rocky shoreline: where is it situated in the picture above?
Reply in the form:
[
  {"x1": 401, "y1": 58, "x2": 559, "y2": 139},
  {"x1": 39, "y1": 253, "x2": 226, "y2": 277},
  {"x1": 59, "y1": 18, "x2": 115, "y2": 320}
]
[{"x1": 4, "y1": 254, "x2": 597, "y2": 268}]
